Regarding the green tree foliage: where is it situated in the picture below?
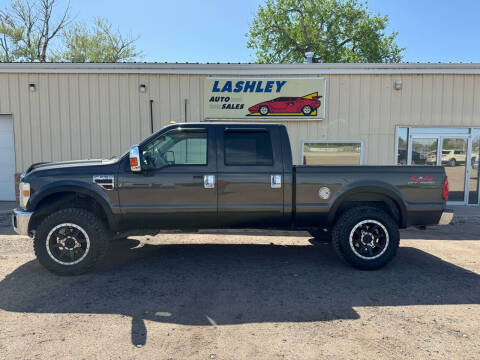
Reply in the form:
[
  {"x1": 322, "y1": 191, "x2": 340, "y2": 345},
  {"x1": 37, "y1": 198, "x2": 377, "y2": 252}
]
[
  {"x1": 54, "y1": 18, "x2": 141, "y2": 62},
  {"x1": 247, "y1": 0, "x2": 404, "y2": 63},
  {"x1": 0, "y1": 0, "x2": 141, "y2": 62},
  {"x1": 0, "y1": 0, "x2": 71, "y2": 62}
]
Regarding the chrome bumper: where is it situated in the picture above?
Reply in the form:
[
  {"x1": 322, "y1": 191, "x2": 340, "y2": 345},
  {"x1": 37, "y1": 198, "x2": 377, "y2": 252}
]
[
  {"x1": 12, "y1": 208, "x2": 33, "y2": 236},
  {"x1": 438, "y1": 210, "x2": 454, "y2": 225}
]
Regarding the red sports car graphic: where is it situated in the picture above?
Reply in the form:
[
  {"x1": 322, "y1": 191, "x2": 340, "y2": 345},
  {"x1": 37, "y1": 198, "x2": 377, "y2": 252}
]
[{"x1": 247, "y1": 92, "x2": 322, "y2": 116}]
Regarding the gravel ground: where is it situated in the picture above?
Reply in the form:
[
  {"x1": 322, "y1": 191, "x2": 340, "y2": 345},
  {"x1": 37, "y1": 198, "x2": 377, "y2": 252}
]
[{"x1": 0, "y1": 218, "x2": 479, "y2": 359}]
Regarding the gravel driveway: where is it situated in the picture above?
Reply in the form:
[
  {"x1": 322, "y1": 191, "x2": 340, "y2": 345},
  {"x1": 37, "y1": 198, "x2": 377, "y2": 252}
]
[{"x1": 0, "y1": 221, "x2": 479, "y2": 359}]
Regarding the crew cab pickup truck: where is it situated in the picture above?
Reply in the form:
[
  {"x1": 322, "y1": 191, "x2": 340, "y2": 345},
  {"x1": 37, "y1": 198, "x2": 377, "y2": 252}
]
[{"x1": 12, "y1": 123, "x2": 453, "y2": 275}]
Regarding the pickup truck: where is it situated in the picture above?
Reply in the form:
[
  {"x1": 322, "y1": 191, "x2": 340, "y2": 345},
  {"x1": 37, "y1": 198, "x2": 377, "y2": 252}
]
[{"x1": 12, "y1": 123, "x2": 453, "y2": 275}]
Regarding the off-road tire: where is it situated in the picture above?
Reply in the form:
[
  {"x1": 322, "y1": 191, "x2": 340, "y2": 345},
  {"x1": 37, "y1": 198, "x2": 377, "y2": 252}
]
[
  {"x1": 33, "y1": 208, "x2": 109, "y2": 275},
  {"x1": 331, "y1": 206, "x2": 399, "y2": 270}
]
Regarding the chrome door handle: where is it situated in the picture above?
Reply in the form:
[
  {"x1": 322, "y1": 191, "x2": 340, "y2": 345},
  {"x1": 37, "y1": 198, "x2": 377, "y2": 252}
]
[
  {"x1": 271, "y1": 174, "x2": 282, "y2": 188},
  {"x1": 204, "y1": 175, "x2": 215, "y2": 189}
]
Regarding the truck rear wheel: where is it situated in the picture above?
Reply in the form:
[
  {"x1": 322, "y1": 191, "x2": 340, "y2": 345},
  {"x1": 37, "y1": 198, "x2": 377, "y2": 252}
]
[
  {"x1": 331, "y1": 206, "x2": 399, "y2": 270},
  {"x1": 33, "y1": 208, "x2": 109, "y2": 275}
]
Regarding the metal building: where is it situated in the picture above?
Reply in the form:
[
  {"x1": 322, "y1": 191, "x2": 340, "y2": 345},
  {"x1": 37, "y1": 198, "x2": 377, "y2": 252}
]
[{"x1": 0, "y1": 62, "x2": 479, "y2": 205}]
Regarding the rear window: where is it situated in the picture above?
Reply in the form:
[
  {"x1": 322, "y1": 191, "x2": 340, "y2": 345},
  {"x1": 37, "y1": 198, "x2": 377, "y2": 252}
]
[{"x1": 224, "y1": 130, "x2": 273, "y2": 166}]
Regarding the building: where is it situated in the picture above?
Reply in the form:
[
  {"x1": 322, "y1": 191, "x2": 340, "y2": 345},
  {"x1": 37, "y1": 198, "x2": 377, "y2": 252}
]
[{"x1": 0, "y1": 62, "x2": 479, "y2": 205}]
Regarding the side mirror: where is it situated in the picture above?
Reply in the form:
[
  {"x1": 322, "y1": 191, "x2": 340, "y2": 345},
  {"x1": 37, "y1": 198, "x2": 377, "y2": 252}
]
[
  {"x1": 129, "y1": 145, "x2": 141, "y2": 172},
  {"x1": 165, "y1": 151, "x2": 175, "y2": 164}
]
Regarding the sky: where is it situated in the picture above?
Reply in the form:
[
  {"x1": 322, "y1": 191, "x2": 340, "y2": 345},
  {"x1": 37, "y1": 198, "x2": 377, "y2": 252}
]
[{"x1": 1, "y1": 0, "x2": 480, "y2": 63}]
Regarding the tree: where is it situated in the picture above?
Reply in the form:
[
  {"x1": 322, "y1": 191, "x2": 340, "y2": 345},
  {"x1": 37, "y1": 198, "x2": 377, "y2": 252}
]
[
  {"x1": 247, "y1": 0, "x2": 404, "y2": 63},
  {"x1": 54, "y1": 18, "x2": 141, "y2": 62},
  {"x1": 0, "y1": 0, "x2": 70, "y2": 62}
]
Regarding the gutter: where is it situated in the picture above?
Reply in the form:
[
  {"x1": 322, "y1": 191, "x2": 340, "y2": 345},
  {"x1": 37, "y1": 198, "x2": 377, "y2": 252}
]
[{"x1": 1, "y1": 62, "x2": 480, "y2": 75}]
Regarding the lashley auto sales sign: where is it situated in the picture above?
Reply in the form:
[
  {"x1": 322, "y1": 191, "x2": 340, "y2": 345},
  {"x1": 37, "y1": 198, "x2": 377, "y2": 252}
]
[{"x1": 204, "y1": 77, "x2": 326, "y2": 120}]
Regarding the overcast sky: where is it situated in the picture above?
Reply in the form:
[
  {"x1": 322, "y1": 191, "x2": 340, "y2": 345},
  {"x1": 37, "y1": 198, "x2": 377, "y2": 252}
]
[{"x1": 1, "y1": 0, "x2": 479, "y2": 63}]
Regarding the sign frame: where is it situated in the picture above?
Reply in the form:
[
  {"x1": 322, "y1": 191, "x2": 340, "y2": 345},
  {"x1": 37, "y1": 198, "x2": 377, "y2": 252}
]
[{"x1": 203, "y1": 76, "x2": 327, "y2": 121}]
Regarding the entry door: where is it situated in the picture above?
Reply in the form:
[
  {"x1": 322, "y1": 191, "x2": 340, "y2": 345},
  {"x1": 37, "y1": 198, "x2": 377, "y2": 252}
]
[
  {"x1": 440, "y1": 137, "x2": 469, "y2": 204},
  {"x1": 0, "y1": 115, "x2": 15, "y2": 201},
  {"x1": 216, "y1": 126, "x2": 286, "y2": 227},
  {"x1": 408, "y1": 134, "x2": 471, "y2": 204}
]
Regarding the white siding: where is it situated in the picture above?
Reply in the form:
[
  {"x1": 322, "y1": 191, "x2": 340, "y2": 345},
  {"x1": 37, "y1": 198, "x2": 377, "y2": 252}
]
[{"x1": 1, "y1": 71, "x2": 480, "y2": 171}]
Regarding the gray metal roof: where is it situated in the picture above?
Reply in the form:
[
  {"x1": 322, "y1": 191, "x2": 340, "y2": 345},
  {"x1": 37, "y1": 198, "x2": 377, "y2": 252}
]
[{"x1": 1, "y1": 62, "x2": 480, "y2": 74}]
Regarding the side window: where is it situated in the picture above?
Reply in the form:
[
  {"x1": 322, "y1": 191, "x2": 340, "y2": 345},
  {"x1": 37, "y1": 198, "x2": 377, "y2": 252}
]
[
  {"x1": 141, "y1": 129, "x2": 207, "y2": 170},
  {"x1": 303, "y1": 141, "x2": 363, "y2": 165},
  {"x1": 224, "y1": 130, "x2": 273, "y2": 166}
]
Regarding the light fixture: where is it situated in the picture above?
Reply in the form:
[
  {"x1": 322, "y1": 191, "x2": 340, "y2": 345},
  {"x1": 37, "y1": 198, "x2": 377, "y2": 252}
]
[
  {"x1": 394, "y1": 80, "x2": 402, "y2": 90},
  {"x1": 139, "y1": 84, "x2": 146, "y2": 93},
  {"x1": 29, "y1": 83, "x2": 36, "y2": 92}
]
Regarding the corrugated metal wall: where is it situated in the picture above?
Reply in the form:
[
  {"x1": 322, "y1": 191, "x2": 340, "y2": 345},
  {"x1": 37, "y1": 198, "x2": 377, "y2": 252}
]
[{"x1": 1, "y1": 72, "x2": 480, "y2": 171}]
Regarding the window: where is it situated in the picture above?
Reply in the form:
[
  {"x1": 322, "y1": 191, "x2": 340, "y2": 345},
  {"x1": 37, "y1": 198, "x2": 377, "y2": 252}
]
[
  {"x1": 303, "y1": 141, "x2": 363, "y2": 165},
  {"x1": 141, "y1": 129, "x2": 207, "y2": 170},
  {"x1": 396, "y1": 127, "x2": 408, "y2": 165},
  {"x1": 224, "y1": 130, "x2": 273, "y2": 166}
]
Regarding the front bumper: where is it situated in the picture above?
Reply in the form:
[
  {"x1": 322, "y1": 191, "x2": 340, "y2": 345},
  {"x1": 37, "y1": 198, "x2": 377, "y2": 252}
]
[
  {"x1": 12, "y1": 208, "x2": 33, "y2": 236},
  {"x1": 438, "y1": 209, "x2": 454, "y2": 225}
]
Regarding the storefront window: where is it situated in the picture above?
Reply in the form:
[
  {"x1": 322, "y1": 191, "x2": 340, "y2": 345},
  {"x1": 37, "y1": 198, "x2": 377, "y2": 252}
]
[
  {"x1": 396, "y1": 127, "x2": 408, "y2": 165},
  {"x1": 303, "y1": 141, "x2": 363, "y2": 165}
]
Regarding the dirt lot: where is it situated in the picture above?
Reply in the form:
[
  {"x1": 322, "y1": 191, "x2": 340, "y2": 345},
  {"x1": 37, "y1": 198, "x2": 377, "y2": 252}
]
[{"x1": 0, "y1": 214, "x2": 479, "y2": 359}]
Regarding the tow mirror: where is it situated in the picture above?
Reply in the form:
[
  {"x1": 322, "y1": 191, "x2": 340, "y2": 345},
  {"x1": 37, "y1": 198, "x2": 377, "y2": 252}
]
[
  {"x1": 165, "y1": 151, "x2": 175, "y2": 164},
  {"x1": 129, "y1": 145, "x2": 141, "y2": 172}
]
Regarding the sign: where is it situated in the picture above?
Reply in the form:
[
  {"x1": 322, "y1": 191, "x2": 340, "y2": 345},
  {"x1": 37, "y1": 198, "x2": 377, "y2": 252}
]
[{"x1": 204, "y1": 77, "x2": 326, "y2": 120}]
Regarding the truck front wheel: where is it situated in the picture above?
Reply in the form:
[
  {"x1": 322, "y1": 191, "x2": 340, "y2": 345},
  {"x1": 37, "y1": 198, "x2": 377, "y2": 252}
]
[
  {"x1": 331, "y1": 206, "x2": 399, "y2": 270},
  {"x1": 33, "y1": 208, "x2": 109, "y2": 275}
]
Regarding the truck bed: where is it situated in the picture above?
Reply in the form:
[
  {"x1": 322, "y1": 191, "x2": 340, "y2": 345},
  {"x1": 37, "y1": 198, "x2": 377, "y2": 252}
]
[{"x1": 293, "y1": 165, "x2": 446, "y2": 228}]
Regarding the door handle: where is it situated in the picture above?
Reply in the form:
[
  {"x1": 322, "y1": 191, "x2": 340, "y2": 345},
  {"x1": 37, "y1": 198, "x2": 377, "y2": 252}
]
[
  {"x1": 204, "y1": 175, "x2": 215, "y2": 189},
  {"x1": 271, "y1": 175, "x2": 282, "y2": 188}
]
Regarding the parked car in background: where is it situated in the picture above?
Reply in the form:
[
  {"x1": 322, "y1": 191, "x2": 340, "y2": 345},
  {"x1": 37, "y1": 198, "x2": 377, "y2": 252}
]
[
  {"x1": 472, "y1": 154, "x2": 479, "y2": 169},
  {"x1": 427, "y1": 149, "x2": 466, "y2": 166},
  {"x1": 248, "y1": 96, "x2": 321, "y2": 116},
  {"x1": 397, "y1": 150, "x2": 422, "y2": 165}
]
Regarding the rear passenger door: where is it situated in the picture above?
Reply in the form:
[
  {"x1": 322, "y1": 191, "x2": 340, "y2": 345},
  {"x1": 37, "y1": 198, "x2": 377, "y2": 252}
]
[{"x1": 216, "y1": 126, "x2": 286, "y2": 227}]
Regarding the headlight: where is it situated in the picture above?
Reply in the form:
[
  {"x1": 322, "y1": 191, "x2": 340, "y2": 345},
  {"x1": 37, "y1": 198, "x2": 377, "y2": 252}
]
[{"x1": 19, "y1": 182, "x2": 30, "y2": 209}]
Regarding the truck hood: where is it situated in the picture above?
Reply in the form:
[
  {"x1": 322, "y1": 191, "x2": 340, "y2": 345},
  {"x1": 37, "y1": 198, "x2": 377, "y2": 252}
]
[{"x1": 24, "y1": 159, "x2": 119, "y2": 176}]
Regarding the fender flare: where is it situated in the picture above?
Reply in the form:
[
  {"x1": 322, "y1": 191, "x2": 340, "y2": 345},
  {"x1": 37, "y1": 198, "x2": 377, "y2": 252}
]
[
  {"x1": 28, "y1": 181, "x2": 116, "y2": 228},
  {"x1": 327, "y1": 181, "x2": 408, "y2": 228}
]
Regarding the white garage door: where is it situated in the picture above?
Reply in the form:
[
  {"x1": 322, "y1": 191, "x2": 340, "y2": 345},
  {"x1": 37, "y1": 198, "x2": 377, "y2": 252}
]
[{"x1": 0, "y1": 115, "x2": 15, "y2": 201}]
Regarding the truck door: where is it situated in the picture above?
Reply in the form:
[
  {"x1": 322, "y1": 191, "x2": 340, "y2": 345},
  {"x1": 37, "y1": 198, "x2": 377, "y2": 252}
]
[
  {"x1": 216, "y1": 125, "x2": 286, "y2": 227},
  {"x1": 118, "y1": 126, "x2": 217, "y2": 228}
]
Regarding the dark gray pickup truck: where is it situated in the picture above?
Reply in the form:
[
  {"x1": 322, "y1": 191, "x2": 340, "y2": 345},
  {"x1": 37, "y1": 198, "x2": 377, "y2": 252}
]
[{"x1": 12, "y1": 123, "x2": 453, "y2": 275}]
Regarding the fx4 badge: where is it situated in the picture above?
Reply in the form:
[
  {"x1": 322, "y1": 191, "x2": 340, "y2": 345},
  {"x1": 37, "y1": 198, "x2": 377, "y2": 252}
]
[{"x1": 409, "y1": 175, "x2": 434, "y2": 184}]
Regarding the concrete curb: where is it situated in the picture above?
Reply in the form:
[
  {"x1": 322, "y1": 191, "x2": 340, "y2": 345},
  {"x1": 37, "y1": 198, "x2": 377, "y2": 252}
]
[{"x1": 451, "y1": 215, "x2": 480, "y2": 225}]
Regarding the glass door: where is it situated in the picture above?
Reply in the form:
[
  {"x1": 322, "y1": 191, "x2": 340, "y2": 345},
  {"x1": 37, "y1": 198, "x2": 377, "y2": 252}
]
[
  {"x1": 408, "y1": 134, "x2": 471, "y2": 204},
  {"x1": 441, "y1": 137, "x2": 469, "y2": 203},
  {"x1": 407, "y1": 137, "x2": 439, "y2": 166}
]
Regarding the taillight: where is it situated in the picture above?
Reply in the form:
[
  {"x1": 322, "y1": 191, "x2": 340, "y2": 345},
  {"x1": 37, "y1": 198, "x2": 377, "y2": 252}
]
[{"x1": 442, "y1": 176, "x2": 449, "y2": 200}]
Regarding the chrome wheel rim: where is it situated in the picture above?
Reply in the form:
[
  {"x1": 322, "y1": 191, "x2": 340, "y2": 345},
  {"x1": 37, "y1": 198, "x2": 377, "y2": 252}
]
[
  {"x1": 349, "y1": 219, "x2": 389, "y2": 260},
  {"x1": 259, "y1": 106, "x2": 268, "y2": 115},
  {"x1": 303, "y1": 106, "x2": 312, "y2": 114},
  {"x1": 46, "y1": 223, "x2": 90, "y2": 265}
]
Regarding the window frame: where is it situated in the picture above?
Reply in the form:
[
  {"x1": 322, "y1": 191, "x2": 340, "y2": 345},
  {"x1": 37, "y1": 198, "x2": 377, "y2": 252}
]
[
  {"x1": 223, "y1": 129, "x2": 274, "y2": 167},
  {"x1": 301, "y1": 140, "x2": 365, "y2": 165},
  {"x1": 140, "y1": 128, "x2": 209, "y2": 170}
]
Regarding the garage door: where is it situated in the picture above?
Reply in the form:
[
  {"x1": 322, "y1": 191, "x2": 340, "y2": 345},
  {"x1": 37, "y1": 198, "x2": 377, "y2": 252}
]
[{"x1": 0, "y1": 115, "x2": 15, "y2": 201}]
